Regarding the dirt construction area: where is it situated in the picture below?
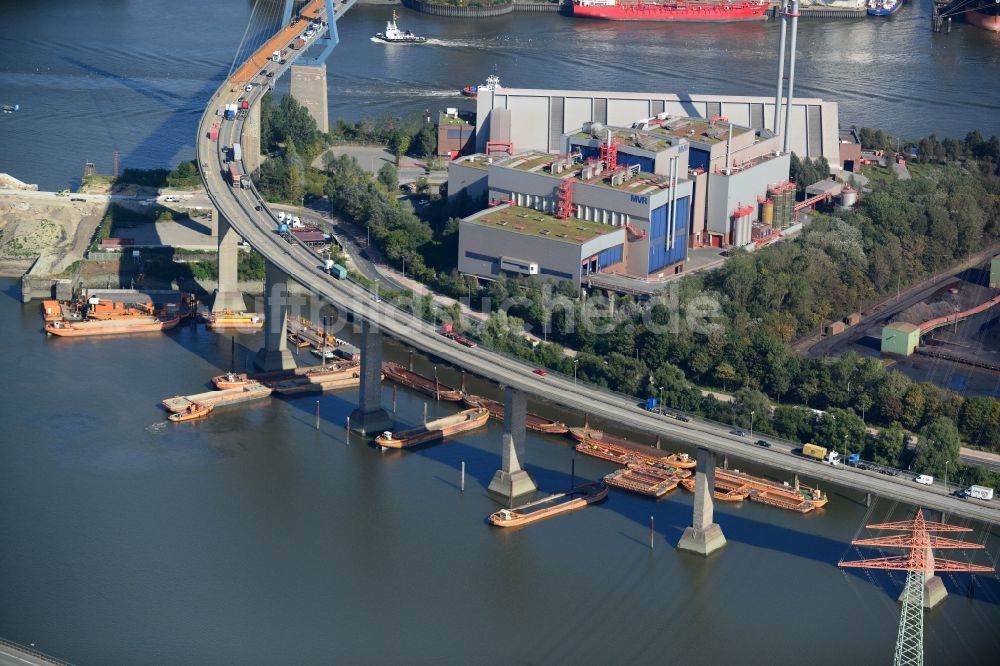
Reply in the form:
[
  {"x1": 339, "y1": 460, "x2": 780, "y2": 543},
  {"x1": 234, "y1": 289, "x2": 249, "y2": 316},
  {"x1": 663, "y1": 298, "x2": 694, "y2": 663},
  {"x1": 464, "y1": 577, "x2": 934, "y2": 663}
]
[{"x1": 0, "y1": 191, "x2": 105, "y2": 276}]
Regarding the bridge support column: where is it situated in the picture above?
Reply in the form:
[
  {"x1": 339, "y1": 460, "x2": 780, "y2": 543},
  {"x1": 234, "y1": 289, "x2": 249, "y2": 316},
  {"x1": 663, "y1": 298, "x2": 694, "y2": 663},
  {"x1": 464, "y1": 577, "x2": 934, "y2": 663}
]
[
  {"x1": 290, "y1": 64, "x2": 328, "y2": 133},
  {"x1": 212, "y1": 212, "x2": 246, "y2": 312},
  {"x1": 677, "y1": 447, "x2": 727, "y2": 556},
  {"x1": 898, "y1": 544, "x2": 947, "y2": 610},
  {"x1": 254, "y1": 260, "x2": 296, "y2": 371},
  {"x1": 488, "y1": 387, "x2": 537, "y2": 501},
  {"x1": 349, "y1": 320, "x2": 392, "y2": 436},
  {"x1": 242, "y1": 102, "x2": 261, "y2": 175}
]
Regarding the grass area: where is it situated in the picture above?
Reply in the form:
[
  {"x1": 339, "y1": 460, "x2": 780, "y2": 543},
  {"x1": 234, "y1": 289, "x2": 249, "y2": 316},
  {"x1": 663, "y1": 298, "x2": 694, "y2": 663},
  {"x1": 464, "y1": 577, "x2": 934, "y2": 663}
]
[{"x1": 468, "y1": 205, "x2": 618, "y2": 243}]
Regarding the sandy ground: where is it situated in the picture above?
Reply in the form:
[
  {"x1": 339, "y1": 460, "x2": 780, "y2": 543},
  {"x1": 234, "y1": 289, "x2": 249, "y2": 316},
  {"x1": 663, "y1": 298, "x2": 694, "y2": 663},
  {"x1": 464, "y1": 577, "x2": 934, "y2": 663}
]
[{"x1": 0, "y1": 190, "x2": 105, "y2": 276}]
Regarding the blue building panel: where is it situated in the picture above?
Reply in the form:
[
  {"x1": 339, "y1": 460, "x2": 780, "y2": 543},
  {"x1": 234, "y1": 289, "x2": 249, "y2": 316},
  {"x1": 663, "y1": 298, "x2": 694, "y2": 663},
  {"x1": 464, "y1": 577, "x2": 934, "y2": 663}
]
[
  {"x1": 648, "y1": 196, "x2": 690, "y2": 272},
  {"x1": 615, "y1": 153, "x2": 654, "y2": 174},
  {"x1": 688, "y1": 148, "x2": 710, "y2": 172}
]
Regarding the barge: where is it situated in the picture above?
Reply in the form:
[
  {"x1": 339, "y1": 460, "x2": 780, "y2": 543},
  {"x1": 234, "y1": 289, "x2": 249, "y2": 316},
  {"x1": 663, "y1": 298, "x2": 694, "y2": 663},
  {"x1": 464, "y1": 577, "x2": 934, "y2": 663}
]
[
  {"x1": 45, "y1": 314, "x2": 180, "y2": 337},
  {"x1": 570, "y1": 427, "x2": 695, "y2": 468},
  {"x1": 162, "y1": 382, "x2": 272, "y2": 413},
  {"x1": 603, "y1": 468, "x2": 678, "y2": 498},
  {"x1": 489, "y1": 482, "x2": 608, "y2": 527},
  {"x1": 205, "y1": 310, "x2": 263, "y2": 331},
  {"x1": 680, "y1": 468, "x2": 827, "y2": 512},
  {"x1": 375, "y1": 407, "x2": 489, "y2": 449},
  {"x1": 462, "y1": 394, "x2": 568, "y2": 434},
  {"x1": 381, "y1": 361, "x2": 463, "y2": 401}
]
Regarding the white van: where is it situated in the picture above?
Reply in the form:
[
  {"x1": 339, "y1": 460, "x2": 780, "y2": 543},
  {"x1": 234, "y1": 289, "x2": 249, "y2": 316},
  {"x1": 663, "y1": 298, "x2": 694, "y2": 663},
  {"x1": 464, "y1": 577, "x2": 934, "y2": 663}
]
[
  {"x1": 277, "y1": 211, "x2": 286, "y2": 222},
  {"x1": 915, "y1": 474, "x2": 934, "y2": 486}
]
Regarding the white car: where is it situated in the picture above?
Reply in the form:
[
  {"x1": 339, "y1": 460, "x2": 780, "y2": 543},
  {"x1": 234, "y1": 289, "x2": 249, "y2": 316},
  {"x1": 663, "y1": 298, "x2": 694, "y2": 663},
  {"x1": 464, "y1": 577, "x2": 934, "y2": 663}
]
[{"x1": 245, "y1": 84, "x2": 253, "y2": 92}]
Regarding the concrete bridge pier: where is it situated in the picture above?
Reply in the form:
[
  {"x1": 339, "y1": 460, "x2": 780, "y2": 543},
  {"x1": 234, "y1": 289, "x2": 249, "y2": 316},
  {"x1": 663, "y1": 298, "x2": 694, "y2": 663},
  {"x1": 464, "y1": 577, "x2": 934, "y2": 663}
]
[
  {"x1": 290, "y1": 64, "x2": 329, "y2": 133},
  {"x1": 349, "y1": 319, "x2": 393, "y2": 436},
  {"x1": 212, "y1": 211, "x2": 246, "y2": 312},
  {"x1": 677, "y1": 447, "x2": 727, "y2": 556},
  {"x1": 488, "y1": 387, "x2": 537, "y2": 501},
  {"x1": 254, "y1": 260, "x2": 297, "y2": 371}
]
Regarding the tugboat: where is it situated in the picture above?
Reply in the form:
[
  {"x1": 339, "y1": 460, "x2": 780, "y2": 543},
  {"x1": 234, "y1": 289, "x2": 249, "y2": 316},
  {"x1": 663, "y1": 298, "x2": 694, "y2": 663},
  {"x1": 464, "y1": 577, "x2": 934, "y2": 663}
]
[
  {"x1": 373, "y1": 11, "x2": 426, "y2": 44},
  {"x1": 461, "y1": 74, "x2": 502, "y2": 99}
]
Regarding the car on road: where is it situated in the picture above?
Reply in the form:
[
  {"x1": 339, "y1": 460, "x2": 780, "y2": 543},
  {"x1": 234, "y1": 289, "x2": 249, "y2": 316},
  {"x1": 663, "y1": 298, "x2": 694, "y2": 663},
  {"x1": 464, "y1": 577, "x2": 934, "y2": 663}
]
[
  {"x1": 267, "y1": 71, "x2": 274, "y2": 78},
  {"x1": 674, "y1": 414, "x2": 691, "y2": 423},
  {"x1": 731, "y1": 429, "x2": 747, "y2": 437},
  {"x1": 259, "y1": 69, "x2": 267, "y2": 76},
  {"x1": 245, "y1": 84, "x2": 253, "y2": 92},
  {"x1": 371, "y1": 295, "x2": 382, "y2": 303},
  {"x1": 755, "y1": 439, "x2": 771, "y2": 448},
  {"x1": 255, "y1": 205, "x2": 262, "y2": 211},
  {"x1": 532, "y1": 369, "x2": 547, "y2": 377},
  {"x1": 70, "y1": 197, "x2": 85, "y2": 202}
]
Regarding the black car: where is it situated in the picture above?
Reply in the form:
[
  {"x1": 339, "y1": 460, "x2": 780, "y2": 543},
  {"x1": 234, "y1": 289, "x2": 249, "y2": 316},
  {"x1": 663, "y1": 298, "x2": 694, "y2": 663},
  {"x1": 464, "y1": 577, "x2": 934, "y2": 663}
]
[
  {"x1": 755, "y1": 439, "x2": 771, "y2": 448},
  {"x1": 675, "y1": 414, "x2": 691, "y2": 423},
  {"x1": 731, "y1": 429, "x2": 747, "y2": 437},
  {"x1": 255, "y1": 205, "x2": 262, "y2": 211}
]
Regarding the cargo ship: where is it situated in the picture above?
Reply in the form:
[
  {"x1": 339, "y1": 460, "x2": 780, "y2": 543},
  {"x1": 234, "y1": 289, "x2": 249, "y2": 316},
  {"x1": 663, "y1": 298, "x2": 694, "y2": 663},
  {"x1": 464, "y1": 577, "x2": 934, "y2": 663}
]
[
  {"x1": 381, "y1": 361, "x2": 464, "y2": 401},
  {"x1": 866, "y1": 0, "x2": 903, "y2": 16},
  {"x1": 167, "y1": 403, "x2": 214, "y2": 423},
  {"x1": 45, "y1": 314, "x2": 180, "y2": 337},
  {"x1": 571, "y1": 0, "x2": 769, "y2": 22},
  {"x1": 374, "y1": 407, "x2": 489, "y2": 449},
  {"x1": 162, "y1": 382, "x2": 272, "y2": 413},
  {"x1": 967, "y1": 6, "x2": 1000, "y2": 32},
  {"x1": 489, "y1": 482, "x2": 608, "y2": 527},
  {"x1": 569, "y1": 427, "x2": 696, "y2": 468},
  {"x1": 205, "y1": 310, "x2": 263, "y2": 331},
  {"x1": 462, "y1": 394, "x2": 568, "y2": 434}
]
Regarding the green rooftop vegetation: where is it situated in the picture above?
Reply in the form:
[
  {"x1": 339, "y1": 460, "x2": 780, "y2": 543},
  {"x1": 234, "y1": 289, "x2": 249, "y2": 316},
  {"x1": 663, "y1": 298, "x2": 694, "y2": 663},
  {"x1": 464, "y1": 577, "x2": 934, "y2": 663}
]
[{"x1": 467, "y1": 205, "x2": 619, "y2": 244}]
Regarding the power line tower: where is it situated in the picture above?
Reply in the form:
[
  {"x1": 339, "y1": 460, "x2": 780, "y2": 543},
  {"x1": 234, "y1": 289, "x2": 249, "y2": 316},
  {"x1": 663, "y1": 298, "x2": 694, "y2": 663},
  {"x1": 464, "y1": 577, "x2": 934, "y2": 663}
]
[{"x1": 839, "y1": 509, "x2": 993, "y2": 666}]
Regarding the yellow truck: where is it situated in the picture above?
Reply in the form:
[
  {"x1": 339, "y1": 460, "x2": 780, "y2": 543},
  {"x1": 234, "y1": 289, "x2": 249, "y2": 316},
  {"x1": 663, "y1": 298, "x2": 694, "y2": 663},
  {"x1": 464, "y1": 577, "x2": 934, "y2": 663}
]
[{"x1": 802, "y1": 443, "x2": 840, "y2": 465}]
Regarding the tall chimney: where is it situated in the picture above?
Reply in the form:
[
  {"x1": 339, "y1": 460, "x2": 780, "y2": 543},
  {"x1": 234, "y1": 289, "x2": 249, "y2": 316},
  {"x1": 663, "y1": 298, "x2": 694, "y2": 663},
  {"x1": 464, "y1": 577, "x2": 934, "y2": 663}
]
[
  {"x1": 782, "y1": 0, "x2": 800, "y2": 155},
  {"x1": 773, "y1": 0, "x2": 788, "y2": 136}
]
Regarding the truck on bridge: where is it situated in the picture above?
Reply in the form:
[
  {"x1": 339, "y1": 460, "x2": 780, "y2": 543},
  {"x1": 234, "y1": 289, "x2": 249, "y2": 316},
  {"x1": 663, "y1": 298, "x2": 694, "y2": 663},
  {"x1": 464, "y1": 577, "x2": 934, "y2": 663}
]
[
  {"x1": 801, "y1": 443, "x2": 841, "y2": 466},
  {"x1": 228, "y1": 163, "x2": 241, "y2": 188}
]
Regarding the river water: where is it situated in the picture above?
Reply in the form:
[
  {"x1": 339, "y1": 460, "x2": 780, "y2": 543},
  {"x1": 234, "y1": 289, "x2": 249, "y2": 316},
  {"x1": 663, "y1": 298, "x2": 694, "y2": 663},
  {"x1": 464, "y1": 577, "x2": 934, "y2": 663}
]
[
  {"x1": 0, "y1": 1, "x2": 998, "y2": 191},
  {"x1": 2, "y1": 2, "x2": 1000, "y2": 663}
]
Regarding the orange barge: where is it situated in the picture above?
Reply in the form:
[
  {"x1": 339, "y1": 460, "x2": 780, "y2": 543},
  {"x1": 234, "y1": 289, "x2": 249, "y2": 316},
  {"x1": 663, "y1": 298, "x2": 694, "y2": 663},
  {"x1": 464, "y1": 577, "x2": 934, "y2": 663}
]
[
  {"x1": 375, "y1": 407, "x2": 489, "y2": 449},
  {"x1": 272, "y1": 372, "x2": 366, "y2": 395},
  {"x1": 162, "y1": 382, "x2": 272, "y2": 413},
  {"x1": 86, "y1": 300, "x2": 154, "y2": 319},
  {"x1": 211, "y1": 360, "x2": 361, "y2": 390},
  {"x1": 603, "y1": 468, "x2": 678, "y2": 498},
  {"x1": 489, "y1": 482, "x2": 608, "y2": 527},
  {"x1": 45, "y1": 315, "x2": 180, "y2": 337},
  {"x1": 462, "y1": 394, "x2": 568, "y2": 434},
  {"x1": 680, "y1": 468, "x2": 827, "y2": 512},
  {"x1": 570, "y1": 427, "x2": 695, "y2": 469},
  {"x1": 381, "y1": 361, "x2": 463, "y2": 401}
]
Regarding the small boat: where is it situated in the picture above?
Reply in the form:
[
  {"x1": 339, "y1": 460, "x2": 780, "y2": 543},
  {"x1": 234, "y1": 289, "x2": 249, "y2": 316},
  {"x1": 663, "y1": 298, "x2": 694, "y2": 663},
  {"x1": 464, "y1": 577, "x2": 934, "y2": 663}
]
[
  {"x1": 867, "y1": 0, "x2": 904, "y2": 16},
  {"x1": 212, "y1": 372, "x2": 251, "y2": 389},
  {"x1": 2, "y1": 104, "x2": 18, "y2": 114},
  {"x1": 373, "y1": 11, "x2": 426, "y2": 44},
  {"x1": 488, "y1": 482, "x2": 608, "y2": 527},
  {"x1": 462, "y1": 74, "x2": 502, "y2": 99},
  {"x1": 375, "y1": 407, "x2": 489, "y2": 449},
  {"x1": 45, "y1": 314, "x2": 180, "y2": 337},
  {"x1": 205, "y1": 310, "x2": 263, "y2": 331},
  {"x1": 462, "y1": 394, "x2": 568, "y2": 434},
  {"x1": 381, "y1": 361, "x2": 463, "y2": 401},
  {"x1": 167, "y1": 403, "x2": 214, "y2": 422},
  {"x1": 311, "y1": 347, "x2": 337, "y2": 360}
]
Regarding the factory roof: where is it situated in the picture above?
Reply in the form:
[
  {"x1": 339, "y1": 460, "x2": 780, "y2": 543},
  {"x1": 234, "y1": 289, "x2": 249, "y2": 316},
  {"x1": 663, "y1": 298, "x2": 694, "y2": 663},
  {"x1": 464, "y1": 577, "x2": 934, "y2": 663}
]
[
  {"x1": 645, "y1": 117, "x2": 751, "y2": 145},
  {"x1": 464, "y1": 205, "x2": 621, "y2": 244},
  {"x1": 571, "y1": 128, "x2": 675, "y2": 153},
  {"x1": 497, "y1": 150, "x2": 677, "y2": 194},
  {"x1": 884, "y1": 321, "x2": 920, "y2": 334},
  {"x1": 438, "y1": 111, "x2": 473, "y2": 127}
]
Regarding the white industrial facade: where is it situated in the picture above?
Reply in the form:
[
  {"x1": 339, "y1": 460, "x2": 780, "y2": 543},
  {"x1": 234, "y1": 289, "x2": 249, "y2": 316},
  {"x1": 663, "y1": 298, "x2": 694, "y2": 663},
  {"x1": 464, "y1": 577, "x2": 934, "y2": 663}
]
[{"x1": 475, "y1": 87, "x2": 839, "y2": 165}]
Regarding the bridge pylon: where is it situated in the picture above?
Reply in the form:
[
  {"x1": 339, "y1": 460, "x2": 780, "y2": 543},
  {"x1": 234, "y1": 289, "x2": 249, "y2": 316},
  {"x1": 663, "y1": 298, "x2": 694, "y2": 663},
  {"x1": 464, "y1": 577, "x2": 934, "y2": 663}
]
[
  {"x1": 349, "y1": 319, "x2": 393, "y2": 435},
  {"x1": 212, "y1": 211, "x2": 247, "y2": 313},
  {"x1": 488, "y1": 387, "x2": 537, "y2": 501},
  {"x1": 284, "y1": 0, "x2": 338, "y2": 133},
  {"x1": 254, "y1": 260, "x2": 297, "y2": 371},
  {"x1": 677, "y1": 447, "x2": 727, "y2": 556}
]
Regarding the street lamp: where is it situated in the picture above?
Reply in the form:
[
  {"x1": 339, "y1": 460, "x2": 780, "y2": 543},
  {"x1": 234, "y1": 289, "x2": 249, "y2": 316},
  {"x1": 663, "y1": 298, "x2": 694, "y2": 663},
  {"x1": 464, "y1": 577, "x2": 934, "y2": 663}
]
[
  {"x1": 750, "y1": 410, "x2": 755, "y2": 440},
  {"x1": 573, "y1": 359, "x2": 579, "y2": 385},
  {"x1": 945, "y1": 460, "x2": 950, "y2": 494},
  {"x1": 659, "y1": 385, "x2": 665, "y2": 415}
]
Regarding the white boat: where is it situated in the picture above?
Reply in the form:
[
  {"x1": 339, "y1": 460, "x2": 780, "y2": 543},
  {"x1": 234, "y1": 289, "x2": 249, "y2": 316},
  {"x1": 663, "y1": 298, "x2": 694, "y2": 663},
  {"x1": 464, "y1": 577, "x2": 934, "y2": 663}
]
[{"x1": 374, "y1": 11, "x2": 426, "y2": 44}]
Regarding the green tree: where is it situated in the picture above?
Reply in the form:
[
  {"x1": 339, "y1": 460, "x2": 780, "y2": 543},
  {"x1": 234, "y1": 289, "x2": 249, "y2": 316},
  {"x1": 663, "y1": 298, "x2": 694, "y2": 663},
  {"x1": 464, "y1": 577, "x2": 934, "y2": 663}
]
[
  {"x1": 913, "y1": 417, "x2": 962, "y2": 477},
  {"x1": 377, "y1": 162, "x2": 398, "y2": 192}
]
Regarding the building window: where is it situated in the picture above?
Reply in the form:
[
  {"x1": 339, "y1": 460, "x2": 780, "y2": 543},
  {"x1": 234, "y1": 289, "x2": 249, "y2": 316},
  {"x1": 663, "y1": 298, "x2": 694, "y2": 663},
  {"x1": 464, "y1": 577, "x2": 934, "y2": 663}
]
[
  {"x1": 540, "y1": 267, "x2": 573, "y2": 279},
  {"x1": 447, "y1": 129, "x2": 461, "y2": 139},
  {"x1": 465, "y1": 250, "x2": 497, "y2": 263}
]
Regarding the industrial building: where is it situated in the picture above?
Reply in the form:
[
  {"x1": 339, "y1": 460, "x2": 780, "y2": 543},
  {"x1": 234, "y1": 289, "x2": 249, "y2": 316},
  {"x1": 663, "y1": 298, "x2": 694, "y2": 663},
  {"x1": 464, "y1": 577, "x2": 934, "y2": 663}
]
[
  {"x1": 458, "y1": 204, "x2": 626, "y2": 286},
  {"x1": 881, "y1": 322, "x2": 921, "y2": 357},
  {"x1": 436, "y1": 108, "x2": 475, "y2": 157}
]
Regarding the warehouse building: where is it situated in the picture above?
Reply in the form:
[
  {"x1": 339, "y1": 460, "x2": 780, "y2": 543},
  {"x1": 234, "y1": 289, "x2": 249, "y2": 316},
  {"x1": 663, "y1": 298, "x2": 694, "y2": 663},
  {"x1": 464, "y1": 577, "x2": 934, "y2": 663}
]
[
  {"x1": 881, "y1": 322, "x2": 921, "y2": 357},
  {"x1": 458, "y1": 204, "x2": 626, "y2": 286}
]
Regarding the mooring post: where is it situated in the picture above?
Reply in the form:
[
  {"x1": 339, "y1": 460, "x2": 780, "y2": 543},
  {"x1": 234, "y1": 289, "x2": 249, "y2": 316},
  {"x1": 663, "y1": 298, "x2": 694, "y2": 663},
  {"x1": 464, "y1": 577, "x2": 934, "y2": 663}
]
[
  {"x1": 650, "y1": 516, "x2": 655, "y2": 550},
  {"x1": 345, "y1": 415, "x2": 350, "y2": 432},
  {"x1": 461, "y1": 461, "x2": 465, "y2": 493},
  {"x1": 408, "y1": 349, "x2": 413, "y2": 371},
  {"x1": 423, "y1": 402, "x2": 428, "y2": 425},
  {"x1": 315, "y1": 400, "x2": 320, "y2": 430},
  {"x1": 434, "y1": 366, "x2": 440, "y2": 401},
  {"x1": 655, "y1": 435, "x2": 661, "y2": 450}
]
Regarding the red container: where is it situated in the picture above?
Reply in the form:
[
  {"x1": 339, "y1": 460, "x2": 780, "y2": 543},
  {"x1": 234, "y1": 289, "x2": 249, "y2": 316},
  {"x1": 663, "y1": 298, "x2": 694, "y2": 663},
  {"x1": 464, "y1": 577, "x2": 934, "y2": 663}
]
[{"x1": 208, "y1": 123, "x2": 220, "y2": 142}]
